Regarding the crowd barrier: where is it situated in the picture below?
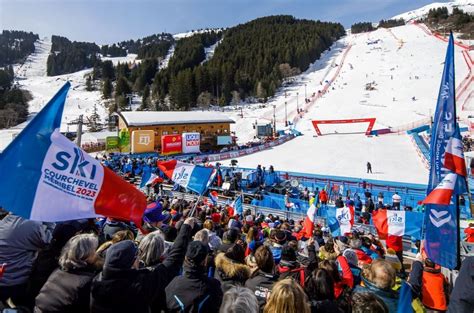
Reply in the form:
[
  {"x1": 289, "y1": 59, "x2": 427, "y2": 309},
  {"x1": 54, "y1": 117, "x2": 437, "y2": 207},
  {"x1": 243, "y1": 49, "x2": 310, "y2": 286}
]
[{"x1": 194, "y1": 134, "x2": 296, "y2": 163}]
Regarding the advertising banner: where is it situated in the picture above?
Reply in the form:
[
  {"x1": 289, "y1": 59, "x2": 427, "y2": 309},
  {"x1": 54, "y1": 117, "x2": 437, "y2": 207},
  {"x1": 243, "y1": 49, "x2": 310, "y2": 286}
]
[
  {"x1": 161, "y1": 134, "x2": 182, "y2": 155},
  {"x1": 118, "y1": 128, "x2": 130, "y2": 153},
  {"x1": 182, "y1": 132, "x2": 200, "y2": 154},
  {"x1": 131, "y1": 130, "x2": 155, "y2": 154},
  {"x1": 105, "y1": 136, "x2": 119, "y2": 150}
]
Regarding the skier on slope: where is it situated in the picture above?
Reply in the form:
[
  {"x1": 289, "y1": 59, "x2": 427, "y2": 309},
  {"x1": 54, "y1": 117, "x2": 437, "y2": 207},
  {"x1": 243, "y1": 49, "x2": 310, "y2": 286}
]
[{"x1": 367, "y1": 162, "x2": 372, "y2": 174}]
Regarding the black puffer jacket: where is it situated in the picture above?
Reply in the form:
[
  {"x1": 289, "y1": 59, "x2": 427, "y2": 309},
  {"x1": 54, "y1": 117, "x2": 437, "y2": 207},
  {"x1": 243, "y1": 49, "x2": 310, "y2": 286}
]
[
  {"x1": 245, "y1": 270, "x2": 279, "y2": 310},
  {"x1": 90, "y1": 224, "x2": 192, "y2": 313},
  {"x1": 165, "y1": 263, "x2": 223, "y2": 313},
  {"x1": 34, "y1": 266, "x2": 97, "y2": 313},
  {"x1": 214, "y1": 252, "x2": 251, "y2": 292}
]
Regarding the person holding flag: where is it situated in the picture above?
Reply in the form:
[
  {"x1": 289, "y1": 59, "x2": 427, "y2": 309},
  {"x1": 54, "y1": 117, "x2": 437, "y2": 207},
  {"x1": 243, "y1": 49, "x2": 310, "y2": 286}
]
[{"x1": 422, "y1": 33, "x2": 468, "y2": 270}]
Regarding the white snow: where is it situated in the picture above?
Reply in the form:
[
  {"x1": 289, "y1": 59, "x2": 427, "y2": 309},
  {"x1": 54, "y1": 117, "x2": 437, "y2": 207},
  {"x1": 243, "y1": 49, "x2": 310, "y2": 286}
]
[
  {"x1": 119, "y1": 111, "x2": 235, "y2": 127},
  {"x1": 203, "y1": 39, "x2": 222, "y2": 63},
  {"x1": 101, "y1": 53, "x2": 139, "y2": 66},
  {"x1": 392, "y1": 0, "x2": 474, "y2": 22},
  {"x1": 2, "y1": 1, "x2": 473, "y2": 186},
  {"x1": 218, "y1": 22, "x2": 473, "y2": 184},
  {"x1": 0, "y1": 37, "x2": 108, "y2": 151}
]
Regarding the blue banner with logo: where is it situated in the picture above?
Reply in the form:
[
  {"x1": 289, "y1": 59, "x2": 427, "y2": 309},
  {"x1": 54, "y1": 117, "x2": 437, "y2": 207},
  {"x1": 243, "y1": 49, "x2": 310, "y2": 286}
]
[{"x1": 424, "y1": 33, "x2": 464, "y2": 269}]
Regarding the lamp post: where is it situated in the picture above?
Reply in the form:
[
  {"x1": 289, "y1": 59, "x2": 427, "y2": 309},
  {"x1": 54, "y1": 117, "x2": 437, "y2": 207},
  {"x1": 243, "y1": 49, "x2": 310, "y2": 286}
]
[
  {"x1": 304, "y1": 83, "x2": 307, "y2": 99},
  {"x1": 296, "y1": 92, "x2": 299, "y2": 113},
  {"x1": 273, "y1": 104, "x2": 276, "y2": 136},
  {"x1": 285, "y1": 101, "x2": 288, "y2": 127}
]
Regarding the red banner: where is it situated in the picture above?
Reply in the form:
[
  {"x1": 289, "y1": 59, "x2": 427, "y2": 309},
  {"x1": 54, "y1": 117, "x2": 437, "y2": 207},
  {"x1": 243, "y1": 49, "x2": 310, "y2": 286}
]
[{"x1": 161, "y1": 134, "x2": 182, "y2": 155}]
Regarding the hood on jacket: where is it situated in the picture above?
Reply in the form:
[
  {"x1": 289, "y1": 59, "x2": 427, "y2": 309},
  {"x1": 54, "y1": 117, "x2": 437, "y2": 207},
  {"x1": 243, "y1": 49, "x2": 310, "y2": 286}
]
[{"x1": 215, "y1": 252, "x2": 250, "y2": 282}]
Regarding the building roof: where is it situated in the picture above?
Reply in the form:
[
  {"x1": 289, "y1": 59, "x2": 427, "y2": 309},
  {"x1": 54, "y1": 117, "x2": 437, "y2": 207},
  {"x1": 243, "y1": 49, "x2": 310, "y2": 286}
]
[{"x1": 118, "y1": 111, "x2": 235, "y2": 127}]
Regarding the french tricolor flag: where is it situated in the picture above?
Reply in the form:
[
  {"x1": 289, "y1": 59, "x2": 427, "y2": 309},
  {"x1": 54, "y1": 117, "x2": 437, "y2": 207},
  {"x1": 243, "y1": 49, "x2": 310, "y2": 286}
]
[
  {"x1": 423, "y1": 173, "x2": 457, "y2": 205},
  {"x1": 372, "y1": 209, "x2": 424, "y2": 240},
  {"x1": 444, "y1": 135, "x2": 467, "y2": 177},
  {"x1": 327, "y1": 206, "x2": 355, "y2": 236},
  {"x1": 158, "y1": 160, "x2": 214, "y2": 195},
  {"x1": 300, "y1": 203, "x2": 317, "y2": 239},
  {"x1": 0, "y1": 83, "x2": 146, "y2": 225},
  {"x1": 209, "y1": 190, "x2": 219, "y2": 205}
]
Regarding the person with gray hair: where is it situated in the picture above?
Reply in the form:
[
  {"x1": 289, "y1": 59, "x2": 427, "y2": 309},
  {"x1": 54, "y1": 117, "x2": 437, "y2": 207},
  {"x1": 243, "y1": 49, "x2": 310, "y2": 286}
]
[
  {"x1": 34, "y1": 233, "x2": 100, "y2": 313},
  {"x1": 194, "y1": 228, "x2": 210, "y2": 246},
  {"x1": 220, "y1": 286, "x2": 259, "y2": 313},
  {"x1": 138, "y1": 230, "x2": 165, "y2": 268}
]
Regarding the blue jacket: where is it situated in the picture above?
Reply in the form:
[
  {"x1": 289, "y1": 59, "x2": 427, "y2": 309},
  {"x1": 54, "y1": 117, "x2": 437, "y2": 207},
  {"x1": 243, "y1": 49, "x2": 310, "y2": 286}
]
[{"x1": 354, "y1": 277, "x2": 399, "y2": 313}]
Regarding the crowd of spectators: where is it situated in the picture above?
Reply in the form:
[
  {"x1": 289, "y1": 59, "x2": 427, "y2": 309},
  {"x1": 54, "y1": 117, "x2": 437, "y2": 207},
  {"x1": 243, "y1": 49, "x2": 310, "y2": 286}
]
[{"x1": 1, "y1": 191, "x2": 473, "y2": 313}]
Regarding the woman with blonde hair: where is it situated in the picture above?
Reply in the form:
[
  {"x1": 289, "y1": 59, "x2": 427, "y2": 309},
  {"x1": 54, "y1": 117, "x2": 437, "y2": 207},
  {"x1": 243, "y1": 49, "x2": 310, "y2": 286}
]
[{"x1": 263, "y1": 278, "x2": 310, "y2": 313}]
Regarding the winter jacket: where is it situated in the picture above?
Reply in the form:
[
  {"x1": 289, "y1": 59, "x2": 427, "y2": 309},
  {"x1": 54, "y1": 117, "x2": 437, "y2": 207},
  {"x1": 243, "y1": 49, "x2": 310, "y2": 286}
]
[
  {"x1": 448, "y1": 256, "x2": 474, "y2": 313},
  {"x1": 354, "y1": 276, "x2": 399, "y2": 313},
  {"x1": 353, "y1": 248, "x2": 372, "y2": 264},
  {"x1": 319, "y1": 190, "x2": 328, "y2": 203},
  {"x1": 166, "y1": 263, "x2": 223, "y2": 313},
  {"x1": 34, "y1": 266, "x2": 97, "y2": 313},
  {"x1": 277, "y1": 244, "x2": 317, "y2": 287},
  {"x1": 335, "y1": 199, "x2": 344, "y2": 208},
  {"x1": 214, "y1": 253, "x2": 251, "y2": 292},
  {"x1": 245, "y1": 270, "x2": 279, "y2": 310},
  {"x1": 421, "y1": 265, "x2": 448, "y2": 311},
  {"x1": 90, "y1": 224, "x2": 192, "y2": 313},
  {"x1": 349, "y1": 264, "x2": 362, "y2": 287},
  {"x1": 309, "y1": 299, "x2": 343, "y2": 313},
  {"x1": 464, "y1": 226, "x2": 474, "y2": 243},
  {"x1": 334, "y1": 255, "x2": 354, "y2": 298},
  {"x1": 0, "y1": 214, "x2": 54, "y2": 287}
]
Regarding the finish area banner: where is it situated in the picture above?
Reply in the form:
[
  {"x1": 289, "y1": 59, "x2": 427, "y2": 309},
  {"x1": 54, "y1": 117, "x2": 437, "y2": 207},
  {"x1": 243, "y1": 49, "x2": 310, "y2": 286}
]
[{"x1": 161, "y1": 134, "x2": 182, "y2": 155}]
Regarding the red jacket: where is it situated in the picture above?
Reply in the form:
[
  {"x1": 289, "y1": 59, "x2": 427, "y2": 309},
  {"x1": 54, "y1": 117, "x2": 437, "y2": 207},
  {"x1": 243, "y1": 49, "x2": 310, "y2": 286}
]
[
  {"x1": 354, "y1": 248, "x2": 372, "y2": 264},
  {"x1": 334, "y1": 255, "x2": 354, "y2": 298},
  {"x1": 464, "y1": 227, "x2": 474, "y2": 243},
  {"x1": 319, "y1": 190, "x2": 328, "y2": 202},
  {"x1": 386, "y1": 235, "x2": 403, "y2": 252}
]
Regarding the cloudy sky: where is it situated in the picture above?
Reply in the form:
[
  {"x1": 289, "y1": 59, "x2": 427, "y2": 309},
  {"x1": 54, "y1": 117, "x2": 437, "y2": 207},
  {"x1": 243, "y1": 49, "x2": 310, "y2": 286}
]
[{"x1": 1, "y1": 0, "x2": 448, "y2": 44}]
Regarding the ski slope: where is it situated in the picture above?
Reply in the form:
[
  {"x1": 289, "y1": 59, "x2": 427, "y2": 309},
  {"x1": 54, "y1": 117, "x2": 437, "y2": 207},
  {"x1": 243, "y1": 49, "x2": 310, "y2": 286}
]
[
  {"x1": 0, "y1": 37, "x2": 108, "y2": 151},
  {"x1": 225, "y1": 22, "x2": 473, "y2": 184}
]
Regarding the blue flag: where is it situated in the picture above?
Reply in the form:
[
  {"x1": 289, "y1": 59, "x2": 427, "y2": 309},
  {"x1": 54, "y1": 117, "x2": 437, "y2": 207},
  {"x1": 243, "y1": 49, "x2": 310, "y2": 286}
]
[
  {"x1": 0, "y1": 82, "x2": 70, "y2": 217},
  {"x1": 397, "y1": 281, "x2": 413, "y2": 313},
  {"x1": 424, "y1": 33, "x2": 466, "y2": 269}
]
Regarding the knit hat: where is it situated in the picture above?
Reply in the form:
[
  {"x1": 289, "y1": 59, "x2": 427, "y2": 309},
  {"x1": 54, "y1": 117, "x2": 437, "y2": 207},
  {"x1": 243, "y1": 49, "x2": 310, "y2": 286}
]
[
  {"x1": 281, "y1": 245, "x2": 297, "y2": 261},
  {"x1": 143, "y1": 202, "x2": 166, "y2": 224},
  {"x1": 186, "y1": 241, "x2": 209, "y2": 265},
  {"x1": 224, "y1": 243, "x2": 245, "y2": 263},
  {"x1": 211, "y1": 212, "x2": 221, "y2": 223},
  {"x1": 343, "y1": 249, "x2": 359, "y2": 267},
  {"x1": 105, "y1": 240, "x2": 138, "y2": 269}
]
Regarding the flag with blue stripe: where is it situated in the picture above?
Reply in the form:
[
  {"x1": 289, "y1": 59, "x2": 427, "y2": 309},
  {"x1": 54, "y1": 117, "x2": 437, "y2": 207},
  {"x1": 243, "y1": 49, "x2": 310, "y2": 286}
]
[{"x1": 424, "y1": 33, "x2": 466, "y2": 269}]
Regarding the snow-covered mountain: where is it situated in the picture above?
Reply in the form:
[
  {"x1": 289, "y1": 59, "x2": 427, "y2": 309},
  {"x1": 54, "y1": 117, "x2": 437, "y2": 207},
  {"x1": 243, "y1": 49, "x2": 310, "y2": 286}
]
[
  {"x1": 392, "y1": 0, "x2": 474, "y2": 22},
  {"x1": 1, "y1": 1, "x2": 473, "y2": 186}
]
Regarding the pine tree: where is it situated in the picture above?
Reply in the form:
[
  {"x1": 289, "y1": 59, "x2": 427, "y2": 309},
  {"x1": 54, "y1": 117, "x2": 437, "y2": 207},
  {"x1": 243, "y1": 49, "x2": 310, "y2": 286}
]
[
  {"x1": 141, "y1": 84, "x2": 150, "y2": 110},
  {"x1": 87, "y1": 103, "x2": 103, "y2": 132},
  {"x1": 7, "y1": 65, "x2": 14, "y2": 80},
  {"x1": 86, "y1": 75, "x2": 93, "y2": 91},
  {"x1": 115, "y1": 76, "x2": 131, "y2": 97},
  {"x1": 102, "y1": 78, "x2": 112, "y2": 99},
  {"x1": 116, "y1": 95, "x2": 128, "y2": 111}
]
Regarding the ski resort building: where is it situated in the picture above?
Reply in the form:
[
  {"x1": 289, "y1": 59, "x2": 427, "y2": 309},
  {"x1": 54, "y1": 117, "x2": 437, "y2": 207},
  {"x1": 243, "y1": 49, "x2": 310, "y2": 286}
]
[{"x1": 116, "y1": 111, "x2": 235, "y2": 151}]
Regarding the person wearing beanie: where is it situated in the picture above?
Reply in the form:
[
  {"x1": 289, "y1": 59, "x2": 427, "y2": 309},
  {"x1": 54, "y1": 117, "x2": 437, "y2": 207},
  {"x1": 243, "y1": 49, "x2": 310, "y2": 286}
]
[
  {"x1": 165, "y1": 241, "x2": 223, "y2": 313},
  {"x1": 277, "y1": 238, "x2": 317, "y2": 287},
  {"x1": 214, "y1": 243, "x2": 251, "y2": 292},
  {"x1": 90, "y1": 217, "x2": 195, "y2": 313},
  {"x1": 343, "y1": 249, "x2": 361, "y2": 286},
  {"x1": 269, "y1": 229, "x2": 287, "y2": 264}
]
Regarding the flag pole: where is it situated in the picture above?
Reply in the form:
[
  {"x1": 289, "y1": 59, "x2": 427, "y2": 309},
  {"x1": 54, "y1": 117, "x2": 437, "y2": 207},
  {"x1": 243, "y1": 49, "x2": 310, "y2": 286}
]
[
  {"x1": 190, "y1": 194, "x2": 202, "y2": 217},
  {"x1": 456, "y1": 194, "x2": 461, "y2": 269}
]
